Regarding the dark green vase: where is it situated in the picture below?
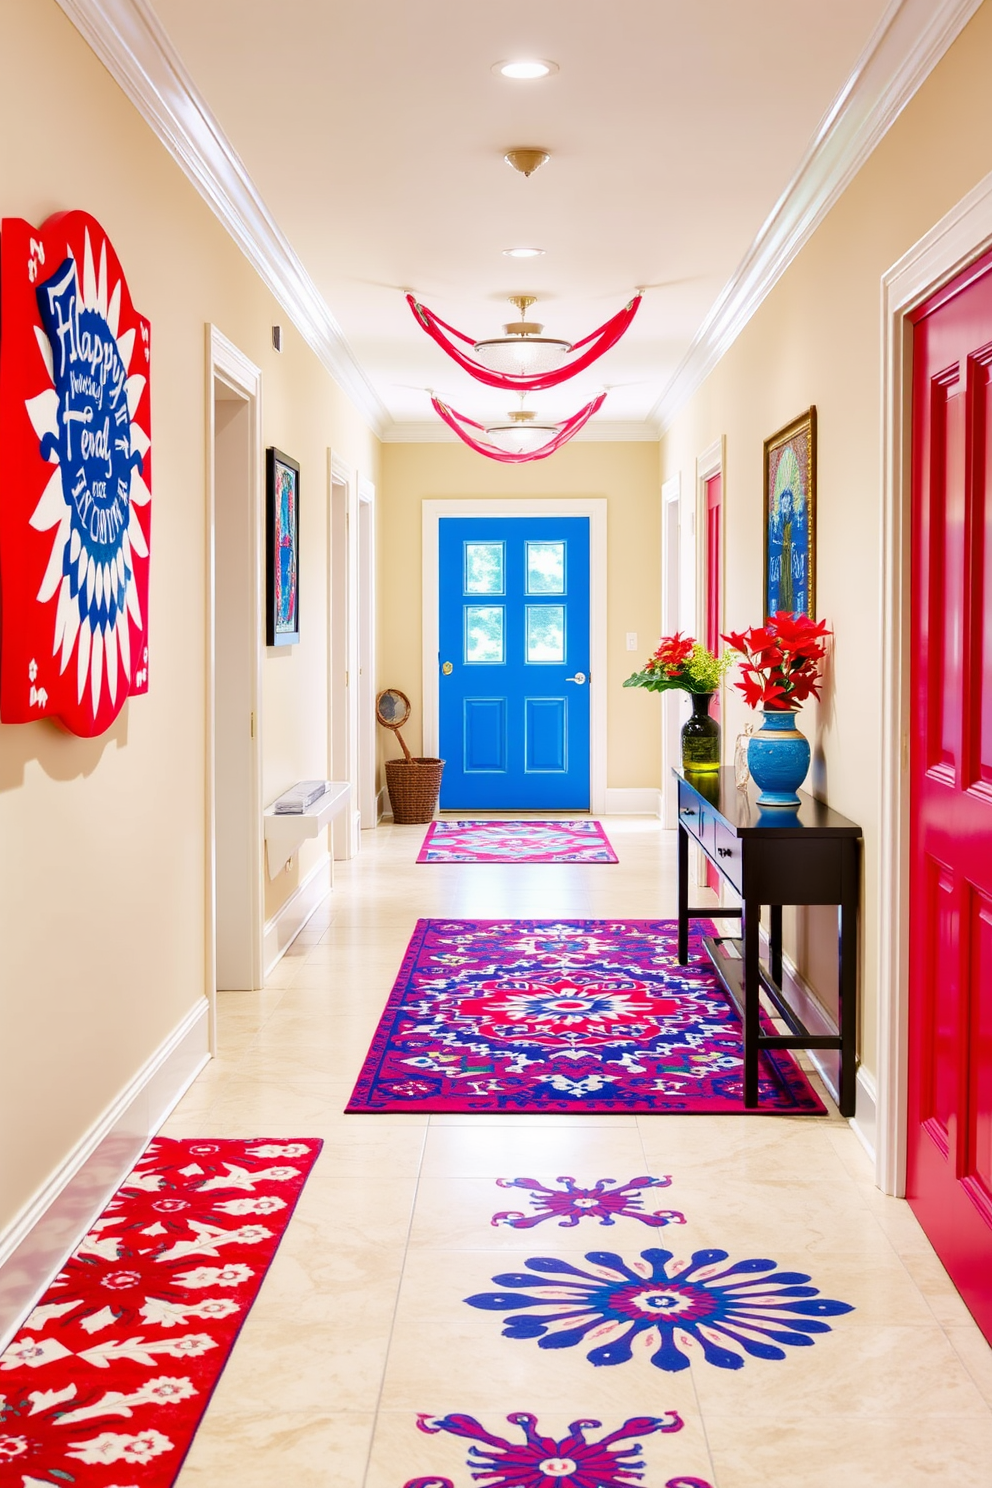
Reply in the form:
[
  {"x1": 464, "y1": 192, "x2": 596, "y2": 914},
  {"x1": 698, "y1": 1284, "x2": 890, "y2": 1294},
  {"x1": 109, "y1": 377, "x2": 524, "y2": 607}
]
[{"x1": 681, "y1": 692, "x2": 720, "y2": 773}]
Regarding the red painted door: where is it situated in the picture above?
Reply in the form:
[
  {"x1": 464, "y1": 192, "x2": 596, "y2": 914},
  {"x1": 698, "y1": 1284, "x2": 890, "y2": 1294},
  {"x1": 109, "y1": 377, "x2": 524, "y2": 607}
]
[
  {"x1": 908, "y1": 246, "x2": 992, "y2": 1343},
  {"x1": 705, "y1": 472, "x2": 722, "y2": 890},
  {"x1": 705, "y1": 472, "x2": 722, "y2": 682}
]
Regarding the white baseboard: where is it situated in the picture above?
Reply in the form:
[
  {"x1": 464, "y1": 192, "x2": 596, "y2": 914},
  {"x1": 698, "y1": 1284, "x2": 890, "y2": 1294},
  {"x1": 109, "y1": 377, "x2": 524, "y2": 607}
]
[
  {"x1": 852, "y1": 1066, "x2": 878, "y2": 1164},
  {"x1": 375, "y1": 786, "x2": 389, "y2": 822},
  {"x1": 263, "y1": 853, "x2": 332, "y2": 977},
  {"x1": 603, "y1": 787, "x2": 662, "y2": 816},
  {"x1": 0, "y1": 998, "x2": 210, "y2": 1352},
  {"x1": 380, "y1": 788, "x2": 662, "y2": 819}
]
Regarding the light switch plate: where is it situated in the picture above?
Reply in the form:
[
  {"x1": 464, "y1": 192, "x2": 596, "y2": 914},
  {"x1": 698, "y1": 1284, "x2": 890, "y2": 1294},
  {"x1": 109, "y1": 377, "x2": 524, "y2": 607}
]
[{"x1": 626, "y1": 632, "x2": 638, "y2": 651}]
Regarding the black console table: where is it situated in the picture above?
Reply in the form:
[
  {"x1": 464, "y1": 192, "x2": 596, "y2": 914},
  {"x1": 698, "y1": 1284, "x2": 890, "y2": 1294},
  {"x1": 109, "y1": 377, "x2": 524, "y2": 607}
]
[{"x1": 675, "y1": 767, "x2": 861, "y2": 1116}]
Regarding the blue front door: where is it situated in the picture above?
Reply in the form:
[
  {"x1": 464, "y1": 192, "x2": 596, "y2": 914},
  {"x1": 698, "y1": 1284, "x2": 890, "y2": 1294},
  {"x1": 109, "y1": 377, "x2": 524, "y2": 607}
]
[{"x1": 438, "y1": 516, "x2": 590, "y2": 809}]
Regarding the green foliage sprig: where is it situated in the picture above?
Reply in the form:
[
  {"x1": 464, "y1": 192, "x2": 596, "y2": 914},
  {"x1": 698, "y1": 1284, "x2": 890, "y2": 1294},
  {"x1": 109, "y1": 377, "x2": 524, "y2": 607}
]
[{"x1": 623, "y1": 633, "x2": 733, "y2": 696}]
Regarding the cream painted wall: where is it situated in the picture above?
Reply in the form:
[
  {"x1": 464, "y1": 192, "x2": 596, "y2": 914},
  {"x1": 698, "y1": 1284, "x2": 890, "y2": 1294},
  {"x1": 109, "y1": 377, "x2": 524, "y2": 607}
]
[
  {"x1": 659, "y1": 1, "x2": 992, "y2": 1085},
  {"x1": 378, "y1": 441, "x2": 661, "y2": 790},
  {"x1": 0, "y1": 0, "x2": 379, "y2": 1244}
]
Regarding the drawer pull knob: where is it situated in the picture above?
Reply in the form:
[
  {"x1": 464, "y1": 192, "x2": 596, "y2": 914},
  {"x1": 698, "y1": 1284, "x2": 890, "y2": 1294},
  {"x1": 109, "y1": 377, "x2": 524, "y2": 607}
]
[{"x1": 680, "y1": 808, "x2": 695, "y2": 816}]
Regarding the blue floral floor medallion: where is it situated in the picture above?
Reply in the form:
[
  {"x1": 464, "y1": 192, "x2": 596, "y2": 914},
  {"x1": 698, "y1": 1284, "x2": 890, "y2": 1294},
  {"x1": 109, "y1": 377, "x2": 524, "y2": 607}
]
[
  {"x1": 492, "y1": 1175, "x2": 686, "y2": 1231},
  {"x1": 464, "y1": 1248, "x2": 854, "y2": 1371},
  {"x1": 403, "y1": 1410, "x2": 689, "y2": 1488}
]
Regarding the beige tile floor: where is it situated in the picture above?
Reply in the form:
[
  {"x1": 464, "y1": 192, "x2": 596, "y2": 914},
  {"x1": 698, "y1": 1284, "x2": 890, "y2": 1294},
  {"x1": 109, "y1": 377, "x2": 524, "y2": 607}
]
[{"x1": 164, "y1": 816, "x2": 992, "y2": 1487}]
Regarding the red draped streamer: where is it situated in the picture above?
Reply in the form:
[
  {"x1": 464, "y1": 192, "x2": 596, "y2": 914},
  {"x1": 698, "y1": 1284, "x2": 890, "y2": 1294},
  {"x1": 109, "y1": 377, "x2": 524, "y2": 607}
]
[
  {"x1": 409, "y1": 293, "x2": 641, "y2": 390},
  {"x1": 431, "y1": 392, "x2": 607, "y2": 463}
]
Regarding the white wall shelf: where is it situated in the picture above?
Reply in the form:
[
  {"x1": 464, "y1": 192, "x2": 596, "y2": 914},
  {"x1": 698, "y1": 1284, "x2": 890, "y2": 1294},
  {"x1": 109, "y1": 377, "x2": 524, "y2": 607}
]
[{"x1": 263, "y1": 781, "x2": 351, "y2": 878}]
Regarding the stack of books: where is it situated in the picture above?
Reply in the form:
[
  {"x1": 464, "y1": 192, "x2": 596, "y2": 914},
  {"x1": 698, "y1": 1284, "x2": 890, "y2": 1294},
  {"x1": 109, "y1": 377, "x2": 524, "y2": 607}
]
[{"x1": 272, "y1": 781, "x2": 328, "y2": 815}]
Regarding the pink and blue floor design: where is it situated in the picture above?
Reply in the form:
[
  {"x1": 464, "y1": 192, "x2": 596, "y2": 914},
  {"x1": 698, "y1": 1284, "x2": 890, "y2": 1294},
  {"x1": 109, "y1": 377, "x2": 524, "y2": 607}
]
[
  {"x1": 402, "y1": 1411, "x2": 710, "y2": 1488},
  {"x1": 416, "y1": 820, "x2": 619, "y2": 864},
  {"x1": 346, "y1": 918, "x2": 825, "y2": 1114},
  {"x1": 464, "y1": 1246, "x2": 854, "y2": 1373},
  {"x1": 491, "y1": 1175, "x2": 686, "y2": 1231}
]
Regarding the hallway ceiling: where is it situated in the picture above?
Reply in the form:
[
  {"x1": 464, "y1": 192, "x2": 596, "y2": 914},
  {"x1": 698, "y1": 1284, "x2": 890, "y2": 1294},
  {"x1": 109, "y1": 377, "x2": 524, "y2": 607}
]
[{"x1": 148, "y1": 0, "x2": 893, "y2": 436}]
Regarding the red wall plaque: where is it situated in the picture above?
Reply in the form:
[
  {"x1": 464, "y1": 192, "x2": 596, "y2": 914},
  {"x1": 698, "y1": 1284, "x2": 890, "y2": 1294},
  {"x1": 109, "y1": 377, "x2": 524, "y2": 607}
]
[{"x1": 0, "y1": 211, "x2": 151, "y2": 736}]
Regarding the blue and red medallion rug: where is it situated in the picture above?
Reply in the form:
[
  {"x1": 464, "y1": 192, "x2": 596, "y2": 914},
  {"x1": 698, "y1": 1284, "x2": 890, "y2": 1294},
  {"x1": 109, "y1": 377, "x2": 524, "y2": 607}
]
[
  {"x1": 346, "y1": 919, "x2": 825, "y2": 1114},
  {"x1": 417, "y1": 820, "x2": 618, "y2": 864},
  {"x1": 0, "y1": 1138, "x2": 320, "y2": 1488}
]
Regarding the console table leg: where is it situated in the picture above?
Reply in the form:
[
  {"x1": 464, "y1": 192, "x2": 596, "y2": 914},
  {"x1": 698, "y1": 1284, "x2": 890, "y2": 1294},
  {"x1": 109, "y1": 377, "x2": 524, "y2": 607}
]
[
  {"x1": 677, "y1": 824, "x2": 689, "y2": 964},
  {"x1": 743, "y1": 898, "x2": 760, "y2": 1107},
  {"x1": 838, "y1": 846, "x2": 859, "y2": 1118},
  {"x1": 770, "y1": 904, "x2": 783, "y2": 987}
]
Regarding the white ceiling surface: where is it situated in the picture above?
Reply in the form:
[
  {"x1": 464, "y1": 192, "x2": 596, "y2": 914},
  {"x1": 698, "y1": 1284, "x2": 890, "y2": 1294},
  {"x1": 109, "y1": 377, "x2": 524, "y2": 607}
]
[{"x1": 149, "y1": 0, "x2": 892, "y2": 436}]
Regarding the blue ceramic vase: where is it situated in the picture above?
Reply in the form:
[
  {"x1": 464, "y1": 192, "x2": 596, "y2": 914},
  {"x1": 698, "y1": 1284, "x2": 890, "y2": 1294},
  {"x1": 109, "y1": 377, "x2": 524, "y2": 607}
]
[{"x1": 747, "y1": 709, "x2": 810, "y2": 806}]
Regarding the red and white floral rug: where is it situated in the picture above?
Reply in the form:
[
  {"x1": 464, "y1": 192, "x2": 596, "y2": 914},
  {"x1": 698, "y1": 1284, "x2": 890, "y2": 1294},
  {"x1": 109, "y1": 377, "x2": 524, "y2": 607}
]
[
  {"x1": 0, "y1": 1137, "x2": 321, "y2": 1487},
  {"x1": 417, "y1": 820, "x2": 618, "y2": 864}
]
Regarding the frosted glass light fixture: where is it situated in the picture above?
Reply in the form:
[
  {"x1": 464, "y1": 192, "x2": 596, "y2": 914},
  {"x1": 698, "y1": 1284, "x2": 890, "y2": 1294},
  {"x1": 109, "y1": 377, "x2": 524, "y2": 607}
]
[
  {"x1": 484, "y1": 408, "x2": 559, "y2": 455},
  {"x1": 473, "y1": 296, "x2": 571, "y2": 377}
]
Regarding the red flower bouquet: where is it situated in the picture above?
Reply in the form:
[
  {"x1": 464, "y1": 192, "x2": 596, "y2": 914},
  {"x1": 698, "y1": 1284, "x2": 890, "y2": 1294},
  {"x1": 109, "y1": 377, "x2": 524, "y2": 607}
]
[
  {"x1": 723, "y1": 611, "x2": 831, "y2": 711},
  {"x1": 623, "y1": 632, "x2": 731, "y2": 695}
]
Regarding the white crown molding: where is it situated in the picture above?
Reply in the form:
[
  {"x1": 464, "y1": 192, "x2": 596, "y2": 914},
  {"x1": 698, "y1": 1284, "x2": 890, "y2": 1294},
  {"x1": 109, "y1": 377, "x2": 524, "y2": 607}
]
[
  {"x1": 651, "y1": 0, "x2": 983, "y2": 434},
  {"x1": 55, "y1": 0, "x2": 390, "y2": 437},
  {"x1": 59, "y1": 0, "x2": 978, "y2": 446},
  {"x1": 380, "y1": 418, "x2": 659, "y2": 445}
]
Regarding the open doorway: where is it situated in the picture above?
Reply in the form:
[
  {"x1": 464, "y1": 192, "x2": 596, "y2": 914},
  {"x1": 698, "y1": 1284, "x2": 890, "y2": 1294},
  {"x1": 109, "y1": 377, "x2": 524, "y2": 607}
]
[
  {"x1": 329, "y1": 458, "x2": 372, "y2": 856},
  {"x1": 207, "y1": 329, "x2": 263, "y2": 1011}
]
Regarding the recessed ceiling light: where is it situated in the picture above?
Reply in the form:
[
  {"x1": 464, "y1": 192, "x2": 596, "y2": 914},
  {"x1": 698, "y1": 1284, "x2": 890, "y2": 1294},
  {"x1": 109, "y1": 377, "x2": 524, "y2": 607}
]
[
  {"x1": 503, "y1": 247, "x2": 546, "y2": 259},
  {"x1": 493, "y1": 59, "x2": 558, "y2": 80}
]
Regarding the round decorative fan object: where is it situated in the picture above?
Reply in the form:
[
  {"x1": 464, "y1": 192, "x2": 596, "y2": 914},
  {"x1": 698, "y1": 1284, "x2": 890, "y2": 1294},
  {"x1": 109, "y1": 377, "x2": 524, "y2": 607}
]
[{"x1": 375, "y1": 687, "x2": 413, "y2": 759}]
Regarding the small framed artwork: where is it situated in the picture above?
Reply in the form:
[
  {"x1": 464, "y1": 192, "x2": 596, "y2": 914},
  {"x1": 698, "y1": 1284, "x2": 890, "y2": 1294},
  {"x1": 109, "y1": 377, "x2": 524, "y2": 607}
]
[
  {"x1": 763, "y1": 406, "x2": 816, "y2": 619},
  {"x1": 266, "y1": 447, "x2": 300, "y2": 646}
]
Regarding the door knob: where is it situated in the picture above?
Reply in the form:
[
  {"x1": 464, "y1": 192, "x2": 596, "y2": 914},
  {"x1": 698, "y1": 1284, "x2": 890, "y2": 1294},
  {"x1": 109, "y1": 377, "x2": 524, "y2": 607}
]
[
  {"x1": 565, "y1": 672, "x2": 587, "y2": 684},
  {"x1": 441, "y1": 661, "x2": 453, "y2": 675}
]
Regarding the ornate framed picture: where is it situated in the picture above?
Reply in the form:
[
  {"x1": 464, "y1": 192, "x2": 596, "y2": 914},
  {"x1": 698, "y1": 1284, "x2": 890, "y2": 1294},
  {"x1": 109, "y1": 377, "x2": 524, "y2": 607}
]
[
  {"x1": 763, "y1": 406, "x2": 816, "y2": 619},
  {"x1": 266, "y1": 447, "x2": 300, "y2": 646}
]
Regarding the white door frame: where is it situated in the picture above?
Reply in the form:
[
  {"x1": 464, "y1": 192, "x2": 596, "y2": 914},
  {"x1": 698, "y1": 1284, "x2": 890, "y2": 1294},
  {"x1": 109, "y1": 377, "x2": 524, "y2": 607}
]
[
  {"x1": 205, "y1": 326, "x2": 264, "y2": 1031},
  {"x1": 660, "y1": 474, "x2": 682, "y2": 827},
  {"x1": 422, "y1": 498, "x2": 608, "y2": 815},
  {"x1": 357, "y1": 476, "x2": 377, "y2": 828},
  {"x1": 878, "y1": 169, "x2": 992, "y2": 1195},
  {"x1": 328, "y1": 454, "x2": 374, "y2": 854},
  {"x1": 328, "y1": 453, "x2": 358, "y2": 857}
]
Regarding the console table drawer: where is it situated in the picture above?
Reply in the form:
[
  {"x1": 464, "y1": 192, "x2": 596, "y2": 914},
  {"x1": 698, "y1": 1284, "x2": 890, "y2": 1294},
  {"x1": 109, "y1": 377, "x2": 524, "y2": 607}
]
[
  {"x1": 677, "y1": 787, "x2": 713, "y2": 853},
  {"x1": 712, "y1": 819, "x2": 742, "y2": 892}
]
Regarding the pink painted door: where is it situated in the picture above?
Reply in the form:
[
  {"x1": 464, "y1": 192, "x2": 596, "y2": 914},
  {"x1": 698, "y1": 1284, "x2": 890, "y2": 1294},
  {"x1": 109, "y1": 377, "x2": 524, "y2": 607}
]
[
  {"x1": 908, "y1": 246, "x2": 992, "y2": 1343},
  {"x1": 705, "y1": 472, "x2": 722, "y2": 699},
  {"x1": 705, "y1": 472, "x2": 722, "y2": 890}
]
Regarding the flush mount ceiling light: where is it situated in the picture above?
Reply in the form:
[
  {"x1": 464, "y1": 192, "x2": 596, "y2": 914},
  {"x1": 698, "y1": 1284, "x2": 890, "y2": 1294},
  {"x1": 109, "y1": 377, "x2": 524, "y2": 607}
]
[
  {"x1": 406, "y1": 291, "x2": 642, "y2": 391},
  {"x1": 503, "y1": 247, "x2": 546, "y2": 258},
  {"x1": 504, "y1": 148, "x2": 550, "y2": 178},
  {"x1": 493, "y1": 59, "x2": 558, "y2": 80},
  {"x1": 431, "y1": 391, "x2": 607, "y2": 464},
  {"x1": 473, "y1": 296, "x2": 572, "y2": 377}
]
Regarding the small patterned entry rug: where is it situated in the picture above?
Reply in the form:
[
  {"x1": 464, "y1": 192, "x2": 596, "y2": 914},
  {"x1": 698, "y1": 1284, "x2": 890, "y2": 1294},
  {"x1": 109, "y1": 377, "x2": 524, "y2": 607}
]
[
  {"x1": 346, "y1": 919, "x2": 825, "y2": 1115},
  {"x1": 0, "y1": 1137, "x2": 321, "y2": 1487},
  {"x1": 417, "y1": 819, "x2": 619, "y2": 864}
]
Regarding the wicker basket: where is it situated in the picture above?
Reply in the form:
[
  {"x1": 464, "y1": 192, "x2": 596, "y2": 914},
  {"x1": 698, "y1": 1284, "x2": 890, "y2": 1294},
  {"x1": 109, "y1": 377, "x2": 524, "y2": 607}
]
[{"x1": 385, "y1": 756, "x2": 445, "y2": 824}]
